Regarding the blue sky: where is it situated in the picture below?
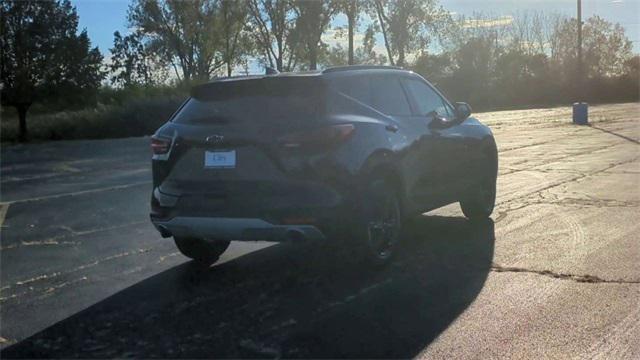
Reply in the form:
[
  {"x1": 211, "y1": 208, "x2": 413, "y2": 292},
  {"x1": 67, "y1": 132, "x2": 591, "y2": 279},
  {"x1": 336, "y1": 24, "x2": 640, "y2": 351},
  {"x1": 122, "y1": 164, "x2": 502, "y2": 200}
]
[{"x1": 72, "y1": 0, "x2": 640, "y2": 57}]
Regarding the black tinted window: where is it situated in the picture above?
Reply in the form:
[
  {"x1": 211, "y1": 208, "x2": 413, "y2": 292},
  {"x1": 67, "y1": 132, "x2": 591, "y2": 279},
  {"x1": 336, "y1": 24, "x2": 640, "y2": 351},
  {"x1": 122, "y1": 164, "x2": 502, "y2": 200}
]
[
  {"x1": 174, "y1": 78, "x2": 323, "y2": 125},
  {"x1": 403, "y1": 78, "x2": 453, "y2": 117},
  {"x1": 331, "y1": 75, "x2": 412, "y2": 116},
  {"x1": 370, "y1": 76, "x2": 412, "y2": 116},
  {"x1": 330, "y1": 76, "x2": 371, "y2": 105}
]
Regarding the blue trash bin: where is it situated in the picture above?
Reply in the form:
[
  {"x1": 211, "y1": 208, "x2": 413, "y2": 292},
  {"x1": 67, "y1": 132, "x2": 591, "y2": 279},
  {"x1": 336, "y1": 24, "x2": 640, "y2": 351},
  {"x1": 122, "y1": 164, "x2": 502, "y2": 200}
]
[{"x1": 573, "y1": 102, "x2": 589, "y2": 125}]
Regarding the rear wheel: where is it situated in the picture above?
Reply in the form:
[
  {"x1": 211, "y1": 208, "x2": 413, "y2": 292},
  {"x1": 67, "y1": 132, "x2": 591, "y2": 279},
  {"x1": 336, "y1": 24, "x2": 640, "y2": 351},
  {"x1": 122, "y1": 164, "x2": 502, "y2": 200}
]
[
  {"x1": 353, "y1": 178, "x2": 403, "y2": 267},
  {"x1": 460, "y1": 176, "x2": 496, "y2": 220},
  {"x1": 174, "y1": 237, "x2": 230, "y2": 266}
]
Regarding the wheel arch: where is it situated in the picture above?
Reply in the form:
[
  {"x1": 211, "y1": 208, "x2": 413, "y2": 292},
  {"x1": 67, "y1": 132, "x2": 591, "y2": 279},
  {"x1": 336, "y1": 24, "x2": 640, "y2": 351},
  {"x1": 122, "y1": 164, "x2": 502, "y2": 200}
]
[
  {"x1": 360, "y1": 149, "x2": 407, "y2": 216},
  {"x1": 481, "y1": 135, "x2": 499, "y2": 180}
]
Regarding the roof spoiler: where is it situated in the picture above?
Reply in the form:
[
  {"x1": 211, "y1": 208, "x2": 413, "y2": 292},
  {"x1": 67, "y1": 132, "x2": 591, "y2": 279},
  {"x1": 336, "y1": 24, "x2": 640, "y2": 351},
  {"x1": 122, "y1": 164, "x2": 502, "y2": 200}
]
[{"x1": 322, "y1": 65, "x2": 403, "y2": 73}]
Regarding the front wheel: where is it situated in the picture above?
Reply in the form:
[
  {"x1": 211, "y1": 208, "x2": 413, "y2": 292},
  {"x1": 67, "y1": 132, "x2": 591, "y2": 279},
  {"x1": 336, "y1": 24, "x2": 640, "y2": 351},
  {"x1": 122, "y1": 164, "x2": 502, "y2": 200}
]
[
  {"x1": 174, "y1": 237, "x2": 230, "y2": 266},
  {"x1": 460, "y1": 176, "x2": 496, "y2": 220}
]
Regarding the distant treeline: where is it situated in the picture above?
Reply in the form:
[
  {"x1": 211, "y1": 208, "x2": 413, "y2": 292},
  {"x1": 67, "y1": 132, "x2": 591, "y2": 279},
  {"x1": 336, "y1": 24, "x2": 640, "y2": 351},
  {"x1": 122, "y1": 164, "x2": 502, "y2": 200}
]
[
  {"x1": 1, "y1": 0, "x2": 638, "y2": 142},
  {"x1": 412, "y1": 13, "x2": 639, "y2": 110}
]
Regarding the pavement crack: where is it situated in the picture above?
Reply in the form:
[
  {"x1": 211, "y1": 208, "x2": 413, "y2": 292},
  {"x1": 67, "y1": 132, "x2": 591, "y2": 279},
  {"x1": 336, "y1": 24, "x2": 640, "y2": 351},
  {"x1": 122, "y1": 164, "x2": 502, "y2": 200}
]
[
  {"x1": 500, "y1": 140, "x2": 556, "y2": 152},
  {"x1": 492, "y1": 211, "x2": 508, "y2": 224},
  {"x1": 496, "y1": 196, "x2": 639, "y2": 215},
  {"x1": 1, "y1": 181, "x2": 152, "y2": 205},
  {"x1": 587, "y1": 125, "x2": 640, "y2": 145},
  {"x1": 497, "y1": 156, "x2": 640, "y2": 209},
  {"x1": 313, "y1": 278, "x2": 394, "y2": 315},
  {"x1": 549, "y1": 197, "x2": 639, "y2": 208},
  {"x1": 0, "y1": 221, "x2": 146, "y2": 250},
  {"x1": 0, "y1": 247, "x2": 153, "y2": 300},
  {"x1": 499, "y1": 143, "x2": 621, "y2": 177},
  {"x1": 490, "y1": 263, "x2": 640, "y2": 284}
]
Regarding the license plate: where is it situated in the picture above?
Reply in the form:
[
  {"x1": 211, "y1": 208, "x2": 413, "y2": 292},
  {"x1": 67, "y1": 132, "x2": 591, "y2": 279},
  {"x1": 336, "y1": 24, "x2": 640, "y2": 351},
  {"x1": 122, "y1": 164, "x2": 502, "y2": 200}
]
[{"x1": 204, "y1": 150, "x2": 236, "y2": 168}]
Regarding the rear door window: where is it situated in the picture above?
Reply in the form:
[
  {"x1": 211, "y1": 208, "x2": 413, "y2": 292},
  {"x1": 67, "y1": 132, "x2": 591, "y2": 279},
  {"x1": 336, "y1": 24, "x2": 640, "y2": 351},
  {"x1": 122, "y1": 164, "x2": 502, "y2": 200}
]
[
  {"x1": 370, "y1": 76, "x2": 412, "y2": 116},
  {"x1": 329, "y1": 74, "x2": 412, "y2": 116},
  {"x1": 329, "y1": 76, "x2": 371, "y2": 106}
]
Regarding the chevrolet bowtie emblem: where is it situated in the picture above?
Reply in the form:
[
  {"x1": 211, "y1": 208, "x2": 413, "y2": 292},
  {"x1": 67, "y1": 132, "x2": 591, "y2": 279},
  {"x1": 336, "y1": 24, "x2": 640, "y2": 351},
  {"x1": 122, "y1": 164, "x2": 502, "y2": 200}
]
[{"x1": 205, "y1": 135, "x2": 225, "y2": 145}]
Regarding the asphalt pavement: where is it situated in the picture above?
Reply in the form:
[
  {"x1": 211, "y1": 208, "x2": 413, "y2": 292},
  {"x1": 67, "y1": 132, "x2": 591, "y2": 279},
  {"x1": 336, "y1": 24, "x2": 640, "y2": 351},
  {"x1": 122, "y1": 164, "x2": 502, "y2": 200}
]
[{"x1": 1, "y1": 103, "x2": 638, "y2": 358}]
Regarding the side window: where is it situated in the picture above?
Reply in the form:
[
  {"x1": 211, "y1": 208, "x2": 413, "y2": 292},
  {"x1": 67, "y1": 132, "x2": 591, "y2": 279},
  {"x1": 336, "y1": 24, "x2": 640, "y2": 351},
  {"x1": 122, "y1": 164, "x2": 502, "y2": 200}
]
[
  {"x1": 331, "y1": 76, "x2": 371, "y2": 105},
  {"x1": 403, "y1": 78, "x2": 454, "y2": 118},
  {"x1": 370, "y1": 76, "x2": 412, "y2": 116}
]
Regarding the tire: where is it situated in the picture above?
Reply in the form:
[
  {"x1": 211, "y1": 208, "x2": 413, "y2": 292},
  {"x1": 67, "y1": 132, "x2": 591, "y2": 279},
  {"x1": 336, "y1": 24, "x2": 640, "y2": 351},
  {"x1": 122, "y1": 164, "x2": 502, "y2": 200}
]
[
  {"x1": 460, "y1": 175, "x2": 496, "y2": 220},
  {"x1": 174, "y1": 237, "x2": 230, "y2": 266},
  {"x1": 352, "y1": 178, "x2": 403, "y2": 267}
]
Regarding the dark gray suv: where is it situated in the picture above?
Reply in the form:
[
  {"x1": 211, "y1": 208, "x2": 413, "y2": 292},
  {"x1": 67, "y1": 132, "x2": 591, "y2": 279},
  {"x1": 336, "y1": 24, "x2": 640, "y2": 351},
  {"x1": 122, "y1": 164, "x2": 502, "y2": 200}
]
[{"x1": 150, "y1": 65, "x2": 497, "y2": 266}]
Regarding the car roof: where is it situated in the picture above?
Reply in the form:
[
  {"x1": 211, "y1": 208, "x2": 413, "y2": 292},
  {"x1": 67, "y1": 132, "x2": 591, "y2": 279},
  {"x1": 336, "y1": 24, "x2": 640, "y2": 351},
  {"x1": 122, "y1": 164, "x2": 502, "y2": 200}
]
[
  {"x1": 192, "y1": 66, "x2": 417, "y2": 97},
  {"x1": 205, "y1": 65, "x2": 413, "y2": 84}
]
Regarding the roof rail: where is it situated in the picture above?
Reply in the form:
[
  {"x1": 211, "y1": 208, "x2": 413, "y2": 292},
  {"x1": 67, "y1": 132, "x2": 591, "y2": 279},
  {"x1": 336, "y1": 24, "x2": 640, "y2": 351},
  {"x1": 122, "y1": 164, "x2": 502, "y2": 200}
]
[{"x1": 322, "y1": 65, "x2": 404, "y2": 74}]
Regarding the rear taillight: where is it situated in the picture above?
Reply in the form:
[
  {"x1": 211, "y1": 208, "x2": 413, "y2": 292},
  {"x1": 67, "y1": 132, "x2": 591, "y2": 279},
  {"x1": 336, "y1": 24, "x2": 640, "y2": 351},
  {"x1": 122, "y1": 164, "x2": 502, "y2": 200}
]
[
  {"x1": 279, "y1": 124, "x2": 355, "y2": 149},
  {"x1": 151, "y1": 135, "x2": 171, "y2": 155}
]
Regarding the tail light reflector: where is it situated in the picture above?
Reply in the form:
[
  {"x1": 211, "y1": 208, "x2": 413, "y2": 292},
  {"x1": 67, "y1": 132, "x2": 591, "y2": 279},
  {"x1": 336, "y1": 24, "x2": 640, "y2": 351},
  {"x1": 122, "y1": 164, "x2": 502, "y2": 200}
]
[
  {"x1": 151, "y1": 136, "x2": 171, "y2": 155},
  {"x1": 280, "y1": 124, "x2": 355, "y2": 149}
]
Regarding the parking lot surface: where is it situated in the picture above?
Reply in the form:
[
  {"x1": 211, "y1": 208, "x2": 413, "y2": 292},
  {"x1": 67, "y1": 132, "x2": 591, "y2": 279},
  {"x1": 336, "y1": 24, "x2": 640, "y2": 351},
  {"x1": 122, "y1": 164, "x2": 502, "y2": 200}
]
[{"x1": 1, "y1": 103, "x2": 639, "y2": 358}]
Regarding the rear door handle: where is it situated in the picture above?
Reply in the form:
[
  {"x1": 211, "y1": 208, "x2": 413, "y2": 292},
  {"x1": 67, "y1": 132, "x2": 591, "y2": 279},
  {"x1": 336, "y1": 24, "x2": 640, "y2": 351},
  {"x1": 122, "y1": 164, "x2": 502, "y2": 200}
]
[{"x1": 385, "y1": 124, "x2": 399, "y2": 132}]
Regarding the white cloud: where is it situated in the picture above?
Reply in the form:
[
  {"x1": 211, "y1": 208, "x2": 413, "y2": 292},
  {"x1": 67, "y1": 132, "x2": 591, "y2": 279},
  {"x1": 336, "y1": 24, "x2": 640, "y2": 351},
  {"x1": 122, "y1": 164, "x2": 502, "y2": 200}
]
[{"x1": 463, "y1": 15, "x2": 514, "y2": 28}]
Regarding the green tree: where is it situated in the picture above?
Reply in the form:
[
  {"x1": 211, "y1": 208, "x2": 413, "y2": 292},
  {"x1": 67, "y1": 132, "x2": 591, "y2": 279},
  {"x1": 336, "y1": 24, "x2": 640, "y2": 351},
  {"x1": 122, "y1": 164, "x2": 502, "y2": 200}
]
[
  {"x1": 128, "y1": 0, "x2": 226, "y2": 84},
  {"x1": 373, "y1": 0, "x2": 452, "y2": 67},
  {"x1": 323, "y1": 24, "x2": 386, "y2": 66},
  {"x1": 494, "y1": 50, "x2": 551, "y2": 106},
  {"x1": 625, "y1": 55, "x2": 640, "y2": 77},
  {"x1": 551, "y1": 15, "x2": 633, "y2": 79},
  {"x1": 411, "y1": 51, "x2": 454, "y2": 84},
  {"x1": 219, "y1": 0, "x2": 251, "y2": 76},
  {"x1": 335, "y1": 0, "x2": 368, "y2": 65},
  {"x1": 357, "y1": 24, "x2": 387, "y2": 64},
  {"x1": 248, "y1": 0, "x2": 301, "y2": 72},
  {"x1": 1, "y1": 0, "x2": 104, "y2": 141},
  {"x1": 293, "y1": 0, "x2": 338, "y2": 70},
  {"x1": 110, "y1": 31, "x2": 155, "y2": 87}
]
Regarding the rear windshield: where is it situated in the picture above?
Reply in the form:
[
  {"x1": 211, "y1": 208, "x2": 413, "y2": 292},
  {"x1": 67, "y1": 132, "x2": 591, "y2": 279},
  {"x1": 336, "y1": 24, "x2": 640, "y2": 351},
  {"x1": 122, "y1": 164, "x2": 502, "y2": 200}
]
[{"x1": 172, "y1": 77, "x2": 325, "y2": 125}]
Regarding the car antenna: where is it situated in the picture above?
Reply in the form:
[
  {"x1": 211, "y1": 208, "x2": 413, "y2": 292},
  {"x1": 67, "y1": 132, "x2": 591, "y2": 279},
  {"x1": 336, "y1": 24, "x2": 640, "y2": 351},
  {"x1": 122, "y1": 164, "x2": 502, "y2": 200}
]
[{"x1": 265, "y1": 66, "x2": 279, "y2": 75}]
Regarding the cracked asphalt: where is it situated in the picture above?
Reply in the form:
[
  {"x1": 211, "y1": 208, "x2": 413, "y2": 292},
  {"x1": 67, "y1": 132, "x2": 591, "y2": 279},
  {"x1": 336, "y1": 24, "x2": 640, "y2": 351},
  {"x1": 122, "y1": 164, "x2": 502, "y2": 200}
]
[{"x1": 1, "y1": 102, "x2": 639, "y2": 358}]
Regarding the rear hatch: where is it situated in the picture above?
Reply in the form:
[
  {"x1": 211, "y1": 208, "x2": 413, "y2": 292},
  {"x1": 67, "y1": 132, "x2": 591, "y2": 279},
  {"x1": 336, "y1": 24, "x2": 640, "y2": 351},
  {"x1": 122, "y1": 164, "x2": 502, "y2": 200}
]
[{"x1": 157, "y1": 75, "x2": 345, "y2": 216}]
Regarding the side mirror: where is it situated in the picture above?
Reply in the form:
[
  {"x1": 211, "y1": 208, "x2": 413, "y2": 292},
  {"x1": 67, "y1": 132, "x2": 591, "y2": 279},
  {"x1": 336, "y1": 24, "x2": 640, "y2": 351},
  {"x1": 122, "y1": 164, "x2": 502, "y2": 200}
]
[
  {"x1": 455, "y1": 102, "x2": 472, "y2": 120},
  {"x1": 427, "y1": 110, "x2": 451, "y2": 129}
]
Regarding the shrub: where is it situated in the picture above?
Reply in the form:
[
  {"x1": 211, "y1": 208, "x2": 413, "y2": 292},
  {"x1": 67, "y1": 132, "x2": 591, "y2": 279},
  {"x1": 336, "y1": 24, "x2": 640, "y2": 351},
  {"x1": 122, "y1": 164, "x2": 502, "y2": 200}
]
[{"x1": 1, "y1": 95, "x2": 186, "y2": 143}]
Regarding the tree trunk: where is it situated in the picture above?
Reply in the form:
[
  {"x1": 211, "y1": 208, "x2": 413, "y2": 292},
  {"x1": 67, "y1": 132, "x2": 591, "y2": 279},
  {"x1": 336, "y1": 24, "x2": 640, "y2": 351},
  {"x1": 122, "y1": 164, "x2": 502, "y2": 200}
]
[
  {"x1": 398, "y1": 47, "x2": 405, "y2": 68},
  {"x1": 375, "y1": 1, "x2": 395, "y2": 66},
  {"x1": 348, "y1": 11, "x2": 355, "y2": 65},
  {"x1": 276, "y1": 38, "x2": 284, "y2": 71},
  {"x1": 227, "y1": 62, "x2": 233, "y2": 77},
  {"x1": 309, "y1": 45, "x2": 318, "y2": 70},
  {"x1": 17, "y1": 104, "x2": 29, "y2": 142}
]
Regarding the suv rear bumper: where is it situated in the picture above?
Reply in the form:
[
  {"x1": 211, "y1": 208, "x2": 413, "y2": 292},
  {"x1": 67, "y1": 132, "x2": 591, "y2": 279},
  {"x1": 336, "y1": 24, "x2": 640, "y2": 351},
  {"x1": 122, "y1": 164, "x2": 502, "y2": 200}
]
[{"x1": 151, "y1": 216, "x2": 326, "y2": 242}]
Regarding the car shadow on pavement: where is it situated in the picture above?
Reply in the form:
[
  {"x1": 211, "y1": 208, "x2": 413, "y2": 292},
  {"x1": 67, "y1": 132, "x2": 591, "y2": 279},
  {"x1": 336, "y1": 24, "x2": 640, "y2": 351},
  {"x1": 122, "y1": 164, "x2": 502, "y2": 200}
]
[{"x1": 2, "y1": 215, "x2": 495, "y2": 359}]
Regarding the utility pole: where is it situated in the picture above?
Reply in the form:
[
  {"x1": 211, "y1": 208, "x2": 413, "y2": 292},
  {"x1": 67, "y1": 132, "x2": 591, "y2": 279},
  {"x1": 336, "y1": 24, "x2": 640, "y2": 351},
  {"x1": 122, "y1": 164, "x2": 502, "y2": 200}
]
[
  {"x1": 577, "y1": 0, "x2": 582, "y2": 84},
  {"x1": 572, "y1": 0, "x2": 588, "y2": 125}
]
